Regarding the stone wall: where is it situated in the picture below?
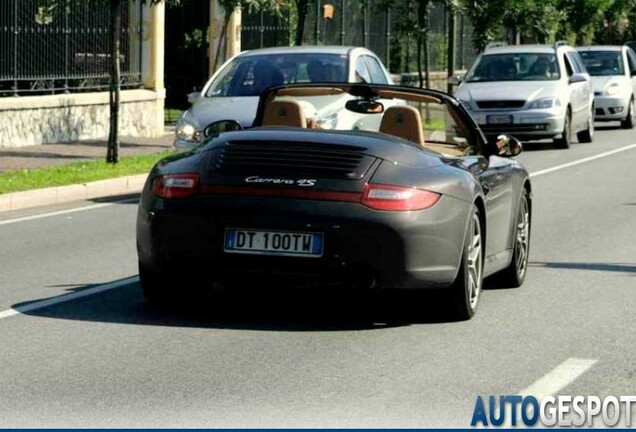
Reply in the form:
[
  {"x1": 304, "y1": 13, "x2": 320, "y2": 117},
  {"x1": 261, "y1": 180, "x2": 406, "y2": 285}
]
[{"x1": 0, "y1": 89, "x2": 165, "y2": 148}]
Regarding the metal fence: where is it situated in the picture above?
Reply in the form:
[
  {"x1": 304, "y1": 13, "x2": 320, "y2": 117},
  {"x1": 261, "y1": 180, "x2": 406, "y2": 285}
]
[
  {"x1": 242, "y1": 0, "x2": 477, "y2": 75},
  {"x1": 0, "y1": 0, "x2": 143, "y2": 96},
  {"x1": 241, "y1": 9, "x2": 290, "y2": 50}
]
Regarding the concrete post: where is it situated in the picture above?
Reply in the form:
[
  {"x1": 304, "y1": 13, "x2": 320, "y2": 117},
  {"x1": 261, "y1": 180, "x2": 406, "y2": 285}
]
[
  {"x1": 140, "y1": 1, "x2": 164, "y2": 90},
  {"x1": 209, "y1": 1, "x2": 242, "y2": 77},
  {"x1": 140, "y1": 0, "x2": 165, "y2": 135}
]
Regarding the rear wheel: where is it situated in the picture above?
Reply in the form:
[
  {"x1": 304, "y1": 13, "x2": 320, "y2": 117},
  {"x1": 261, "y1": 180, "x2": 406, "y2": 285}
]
[
  {"x1": 577, "y1": 106, "x2": 594, "y2": 143},
  {"x1": 139, "y1": 261, "x2": 171, "y2": 304},
  {"x1": 621, "y1": 98, "x2": 635, "y2": 129},
  {"x1": 494, "y1": 190, "x2": 531, "y2": 287},
  {"x1": 448, "y1": 206, "x2": 483, "y2": 321},
  {"x1": 553, "y1": 109, "x2": 571, "y2": 149}
]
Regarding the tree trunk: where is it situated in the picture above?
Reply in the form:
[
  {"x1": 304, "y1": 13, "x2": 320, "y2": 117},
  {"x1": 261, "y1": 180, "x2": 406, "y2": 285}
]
[
  {"x1": 213, "y1": 14, "x2": 231, "y2": 73},
  {"x1": 417, "y1": 0, "x2": 428, "y2": 88},
  {"x1": 423, "y1": 4, "x2": 430, "y2": 91},
  {"x1": 107, "y1": 0, "x2": 122, "y2": 164},
  {"x1": 446, "y1": 1, "x2": 456, "y2": 94},
  {"x1": 294, "y1": 0, "x2": 307, "y2": 46}
]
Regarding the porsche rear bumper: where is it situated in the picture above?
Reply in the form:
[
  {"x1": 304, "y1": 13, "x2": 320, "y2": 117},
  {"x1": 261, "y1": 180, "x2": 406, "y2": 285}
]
[{"x1": 136, "y1": 192, "x2": 472, "y2": 290}]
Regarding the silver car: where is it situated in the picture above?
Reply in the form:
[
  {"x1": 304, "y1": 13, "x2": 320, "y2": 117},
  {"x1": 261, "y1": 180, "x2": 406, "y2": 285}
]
[
  {"x1": 577, "y1": 45, "x2": 636, "y2": 128},
  {"x1": 454, "y1": 42, "x2": 595, "y2": 149},
  {"x1": 174, "y1": 46, "x2": 393, "y2": 152}
]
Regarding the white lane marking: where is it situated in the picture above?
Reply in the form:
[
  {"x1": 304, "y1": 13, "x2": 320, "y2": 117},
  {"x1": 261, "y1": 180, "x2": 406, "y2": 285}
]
[
  {"x1": 494, "y1": 358, "x2": 597, "y2": 427},
  {"x1": 0, "y1": 197, "x2": 139, "y2": 227},
  {"x1": 517, "y1": 357, "x2": 597, "y2": 397},
  {"x1": 530, "y1": 143, "x2": 636, "y2": 178},
  {"x1": 0, "y1": 276, "x2": 139, "y2": 320}
]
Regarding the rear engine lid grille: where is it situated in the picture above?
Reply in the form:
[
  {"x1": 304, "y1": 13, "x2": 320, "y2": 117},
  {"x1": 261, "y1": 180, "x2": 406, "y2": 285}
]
[
  {"x1": 214, "y1": 140, "x2": 376, "y2": 180},
  {"x1": 476, "y1": 100, "x2": 525, "y2": 109}
]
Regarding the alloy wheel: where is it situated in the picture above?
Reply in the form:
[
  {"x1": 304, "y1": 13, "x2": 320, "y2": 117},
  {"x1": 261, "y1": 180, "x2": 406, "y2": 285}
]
[
  {"x1": 466, "y1": 213, "x2": 483, "y2": 310},
  {"x1": 514, "y1": 196, "x2": 530, "y2": 279}
]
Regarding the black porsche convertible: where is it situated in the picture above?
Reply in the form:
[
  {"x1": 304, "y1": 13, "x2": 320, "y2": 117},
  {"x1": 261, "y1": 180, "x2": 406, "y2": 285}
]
[{"x1": 136, "y1": 83, "x2": 531, "y2": 320}]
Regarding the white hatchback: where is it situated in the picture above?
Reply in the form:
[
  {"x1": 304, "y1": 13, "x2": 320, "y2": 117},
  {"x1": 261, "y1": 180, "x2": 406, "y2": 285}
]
[{"x1": 576, "y1": 45, "x2": 636, "y2": 129}]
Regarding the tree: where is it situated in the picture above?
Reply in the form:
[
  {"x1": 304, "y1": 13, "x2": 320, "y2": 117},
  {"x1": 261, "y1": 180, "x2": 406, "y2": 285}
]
[
  {"x1": 292, "y1": 0, "x2": 309, "y2": 46},
  {"x1": 107, "y1": 0, "x2": 170, "y2": 164}
]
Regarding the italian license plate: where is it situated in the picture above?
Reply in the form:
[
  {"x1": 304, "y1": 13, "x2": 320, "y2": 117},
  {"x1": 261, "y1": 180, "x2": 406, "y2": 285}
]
[
  {"x1": 487, "y1": 114, "x2": 513, "y2": 124},
  {"x1": 224, "y1": 228, "x2": 323, "y2": 257}
]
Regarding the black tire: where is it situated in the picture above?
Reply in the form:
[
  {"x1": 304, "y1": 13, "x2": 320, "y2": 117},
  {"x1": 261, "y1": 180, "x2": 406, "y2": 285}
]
[
  {"x1": 448, "y1": 206, "x2": 484, "y2": 321},
  {"x1": 621, "y1": 98, "x2": 635, "y2": 129},
  {"x1": 494, "y1": 190, "x2": 531, "y2": 288},
  {"x1": 577, "y1": 106, "x2": 594, "y2": 143},
  {"x1": 553, "y1": 110, "x2": 571, "y2": 149},
  {"x1": 139, "y1": 261, "x2": 171, "y2": 304}
]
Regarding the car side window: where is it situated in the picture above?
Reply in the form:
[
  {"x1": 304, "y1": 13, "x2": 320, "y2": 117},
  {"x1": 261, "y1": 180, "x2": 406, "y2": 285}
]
[
  {"x1": 569, "y1": 52, "x2": 587, "y2": 74},
  {"x1": 627, "y1": 49, "x2": 636, "y2": 75},
  {"x1": 403, "y1": 100, "x2": 477, "y2": 157},
  {"x1": 363, "y1": 55, "x2": 389, "y2": 84},
  {"x1": 562, "y1": 53, "x2": 575, "y2": 77},
  {"x1": 355, "y1": 56, "x2": 372, "y2": 83}
]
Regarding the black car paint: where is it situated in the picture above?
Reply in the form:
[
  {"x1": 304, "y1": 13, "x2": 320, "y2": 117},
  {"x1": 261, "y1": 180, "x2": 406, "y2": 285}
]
[{"x1": 138, "y1": 84, "x2": 530, "y2": 289}]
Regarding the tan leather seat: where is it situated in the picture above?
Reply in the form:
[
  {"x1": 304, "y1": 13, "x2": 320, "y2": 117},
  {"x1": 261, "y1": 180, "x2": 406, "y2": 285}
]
[
  {"x1": 262, "y1": 100, "x2": 307, "y2": 128},
  {"x1": 379, "y1": 105, "x2": 426, "y2": 148}
]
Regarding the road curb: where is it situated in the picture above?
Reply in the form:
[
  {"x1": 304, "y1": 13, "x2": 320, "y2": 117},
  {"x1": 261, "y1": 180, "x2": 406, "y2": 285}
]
[{"x1": 0, "y1": 174, "x2": 148, "y2": 213}]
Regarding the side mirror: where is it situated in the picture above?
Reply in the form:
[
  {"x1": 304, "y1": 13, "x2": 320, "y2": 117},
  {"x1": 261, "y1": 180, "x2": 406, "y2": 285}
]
[
  {"x1": 448, "y1": 75, "x2": 464, "y2": 86},
  {"x1": 345, "y1": 99, "x2": 384, "y2": 114},
  {"x1": 494, "y1": 134, "x2": 522, "y2": 157},
  {"x1": 569, "y1": 73, "x2": 588, "y2": 84},
  {"x1": 187, "y1": 92, "x2": 202, "y2": 104},
  {"x1": 203, "y1": 119, "x2": 242, "y2": 139}
]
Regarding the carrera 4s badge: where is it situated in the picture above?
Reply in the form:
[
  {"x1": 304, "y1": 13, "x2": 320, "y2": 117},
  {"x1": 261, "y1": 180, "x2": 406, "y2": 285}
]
[{"x1": 245, "y1": 176, "x2": 317, "y2": 187}]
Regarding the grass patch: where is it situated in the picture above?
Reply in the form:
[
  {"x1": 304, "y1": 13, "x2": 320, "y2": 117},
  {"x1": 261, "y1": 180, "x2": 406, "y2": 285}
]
[
  {"x1": 425, "y1": 118, "x2": 445, "y2": 131},
  {"x1": 0, "y1": 150, "x2": 173, "y2": 195},
  {"x1": 165, "y1": 108, "x2": 184, "y2": 124}
]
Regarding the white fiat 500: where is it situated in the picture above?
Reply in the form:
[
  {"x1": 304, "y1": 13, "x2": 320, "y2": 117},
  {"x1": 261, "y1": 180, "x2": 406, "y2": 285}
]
[{"x1": 576, "y1": 45, "x2": 636, "y2": 129}]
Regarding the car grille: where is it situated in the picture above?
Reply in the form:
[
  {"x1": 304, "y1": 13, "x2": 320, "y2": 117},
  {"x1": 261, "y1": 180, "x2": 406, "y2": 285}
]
[
  {"x1": 476, "y1": 100, "x2": 525, "y2": 109},
  {"x1": 214, "y1": 140, "x2": 376, "y2": 180}
]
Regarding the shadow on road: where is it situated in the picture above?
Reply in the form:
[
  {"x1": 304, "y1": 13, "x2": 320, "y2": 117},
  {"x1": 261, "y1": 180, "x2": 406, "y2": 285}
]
[
  {"x1": 595, "y1": 124, "x2": 622, "y2": 132},
  {"x1": 89, "y1": 193, "x2": 141, "y2": 205},
  {"x1": 530, "y1": 261, "x2": 636, "y2": 274},
  {"x1": 14, "y1": 277, "x2": 472, "y2": 331}
]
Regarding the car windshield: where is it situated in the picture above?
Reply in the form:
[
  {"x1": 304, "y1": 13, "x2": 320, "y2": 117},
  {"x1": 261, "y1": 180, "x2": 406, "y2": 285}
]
[
  {"x1": 578, "y1": 51, "x2": 624, "y2": 76},
  {"x1": 205, "y1": 53, "x2": 349, "y2": 97},
  {"x1": 465, "y1": 53, "x2": 560, "y2": 82},
  {"x1": 252, "y1": 85, "x2": 478, "y2": 157}
]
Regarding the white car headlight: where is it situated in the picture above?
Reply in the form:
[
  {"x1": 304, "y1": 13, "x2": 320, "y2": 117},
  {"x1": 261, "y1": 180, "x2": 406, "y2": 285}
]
[
  {"x1": 529, "y1": 97, "x2": 561, "y2": 109},
  {"x1": 604, "y1": 84, "x2": 619, "y2": 96},
  {"x1": 315, "y1": 112, "x2": 338, "y2": 130},
  {"x1": 176, "y1": 121, "x2": 199, "y2": 142}
]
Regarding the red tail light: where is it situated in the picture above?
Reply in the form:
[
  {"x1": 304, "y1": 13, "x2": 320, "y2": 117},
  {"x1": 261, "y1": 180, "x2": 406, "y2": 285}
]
[
  {"x1": 152, "y1": 173, "x2": 199, "y2": 199},
  {"x1": 361, "y1": 183, "x2": 440, "y2": 211}
]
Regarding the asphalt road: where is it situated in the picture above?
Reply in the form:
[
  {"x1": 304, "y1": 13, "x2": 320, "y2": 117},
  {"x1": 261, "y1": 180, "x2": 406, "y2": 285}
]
[{"x1": 1, "y1": 123, "x2": 635, "y2": 427}]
